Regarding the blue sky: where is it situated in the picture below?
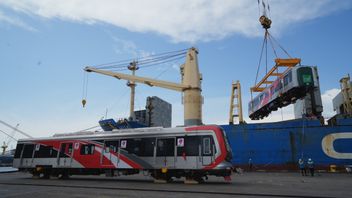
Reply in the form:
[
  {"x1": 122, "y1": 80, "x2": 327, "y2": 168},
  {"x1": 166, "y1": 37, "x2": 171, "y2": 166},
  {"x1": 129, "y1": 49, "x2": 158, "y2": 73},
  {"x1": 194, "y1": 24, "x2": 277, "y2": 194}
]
[{"x1": 0, "y1": 1, "x2": 352, "y2": 148}]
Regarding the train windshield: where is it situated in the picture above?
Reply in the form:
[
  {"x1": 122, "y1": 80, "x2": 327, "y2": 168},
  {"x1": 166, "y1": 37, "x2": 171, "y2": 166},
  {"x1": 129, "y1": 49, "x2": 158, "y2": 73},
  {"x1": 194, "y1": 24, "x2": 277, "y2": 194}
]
[{"x1": 220, "y1": 128, "x2": 233, "y2": 161}]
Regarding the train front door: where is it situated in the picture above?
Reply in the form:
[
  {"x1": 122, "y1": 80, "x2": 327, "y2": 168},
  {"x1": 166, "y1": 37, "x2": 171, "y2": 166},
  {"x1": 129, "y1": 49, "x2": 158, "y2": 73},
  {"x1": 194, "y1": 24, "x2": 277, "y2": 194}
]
[
  {"x1": 155, "y1": 138, "x2": 176, "y2": 168},
  {"x1": 57, "y1": 142, "x2": 73, "y2": 167},
  {"x1": 102, "y1": 140, "x2": 119, "y2": 167}
]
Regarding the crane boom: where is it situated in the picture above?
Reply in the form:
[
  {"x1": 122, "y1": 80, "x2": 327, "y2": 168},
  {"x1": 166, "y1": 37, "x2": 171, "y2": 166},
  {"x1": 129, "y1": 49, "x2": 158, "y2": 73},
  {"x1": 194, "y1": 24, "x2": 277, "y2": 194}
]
[
  {"x1": 0, "y1": 120, "x2": 33, "y2": 138},
  {"x1": 85, "y1": 47, "x2": 203, "y2": 126},
  {"x1": 84, "y1": 67, "x2": 189, "y2": 92}
]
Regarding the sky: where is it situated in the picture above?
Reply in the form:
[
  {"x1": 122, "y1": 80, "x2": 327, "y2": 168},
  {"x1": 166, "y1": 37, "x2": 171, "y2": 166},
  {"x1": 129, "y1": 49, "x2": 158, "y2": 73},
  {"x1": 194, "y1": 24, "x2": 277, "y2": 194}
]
[{"x1": 0, "y1": 0, "x2": 352, "y2": 149}]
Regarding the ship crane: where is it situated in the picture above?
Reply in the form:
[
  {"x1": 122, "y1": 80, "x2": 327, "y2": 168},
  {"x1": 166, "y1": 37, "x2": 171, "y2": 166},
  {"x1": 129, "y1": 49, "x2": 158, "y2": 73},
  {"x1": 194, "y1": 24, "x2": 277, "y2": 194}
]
[
  {"x1": 0, "y1": 123, "x2": 19, "y2": 155},
  {"x1": 85, "y1": 47, "x2": 203, "y2": 126}
]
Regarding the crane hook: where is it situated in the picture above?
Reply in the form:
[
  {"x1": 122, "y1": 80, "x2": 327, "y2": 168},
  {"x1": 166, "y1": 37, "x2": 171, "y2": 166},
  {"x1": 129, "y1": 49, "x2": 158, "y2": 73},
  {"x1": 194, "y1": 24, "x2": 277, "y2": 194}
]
[
  {"x1": 259, "y1": 15, "x2": 271, "y2": 30},
  {"x1": 82, "y1": 99, "x2": 87, "y2": 108}
]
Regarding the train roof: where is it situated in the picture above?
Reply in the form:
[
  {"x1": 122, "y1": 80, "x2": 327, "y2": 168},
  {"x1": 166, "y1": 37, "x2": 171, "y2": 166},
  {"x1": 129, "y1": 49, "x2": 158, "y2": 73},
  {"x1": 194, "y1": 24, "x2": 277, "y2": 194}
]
[{"x1": 17, "y1": 125, "x2": 219, "y2": 142}]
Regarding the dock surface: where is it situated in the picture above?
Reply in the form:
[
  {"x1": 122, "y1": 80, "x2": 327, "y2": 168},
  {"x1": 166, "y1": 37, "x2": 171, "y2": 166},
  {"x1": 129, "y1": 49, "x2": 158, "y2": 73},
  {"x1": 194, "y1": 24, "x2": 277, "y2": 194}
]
[{"x1": 0, "y1": 171, "x2": 350, "y2": 198}]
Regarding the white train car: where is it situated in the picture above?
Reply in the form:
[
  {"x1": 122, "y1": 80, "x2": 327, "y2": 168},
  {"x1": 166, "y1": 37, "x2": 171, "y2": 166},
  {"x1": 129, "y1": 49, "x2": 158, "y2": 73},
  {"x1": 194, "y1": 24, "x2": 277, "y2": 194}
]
[{"x1": 13, "y1": 125, "x2": 233, "y2": 182}]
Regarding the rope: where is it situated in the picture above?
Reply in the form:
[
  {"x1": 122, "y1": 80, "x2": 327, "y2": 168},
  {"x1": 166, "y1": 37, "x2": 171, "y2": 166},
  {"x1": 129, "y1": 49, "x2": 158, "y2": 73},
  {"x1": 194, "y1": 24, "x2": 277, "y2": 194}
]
[
  {"x1": 267, "y1": 32, "x2": 278, "y2": 58},
  {"x1": 254, "y1": 32, "x2": 268, "y2": 87},
  {"x1": 268, "y1": 33, "x2": 292, "y2": 58}
]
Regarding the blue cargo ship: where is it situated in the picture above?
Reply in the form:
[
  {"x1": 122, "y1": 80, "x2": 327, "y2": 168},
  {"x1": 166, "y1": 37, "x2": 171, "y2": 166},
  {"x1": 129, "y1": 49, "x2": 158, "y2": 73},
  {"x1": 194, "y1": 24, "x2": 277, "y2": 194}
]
[{"x1": 221, "y1": 117, "x2": 352, "y2": 170}]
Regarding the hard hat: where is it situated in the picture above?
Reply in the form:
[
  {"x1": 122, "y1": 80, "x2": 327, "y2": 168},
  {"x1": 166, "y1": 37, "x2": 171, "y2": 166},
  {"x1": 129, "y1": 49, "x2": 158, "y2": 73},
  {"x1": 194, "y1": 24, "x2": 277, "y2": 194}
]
[{"x1": 308, "y1": 158, "x2": 311, "y2": 161}]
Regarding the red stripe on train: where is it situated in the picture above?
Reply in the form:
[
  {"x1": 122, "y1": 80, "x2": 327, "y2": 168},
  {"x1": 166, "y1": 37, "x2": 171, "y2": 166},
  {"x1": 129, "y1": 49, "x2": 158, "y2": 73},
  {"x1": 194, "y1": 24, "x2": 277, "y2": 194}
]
[{"x1": 35, "y1": 140, "x2": 143, "y2": 169}]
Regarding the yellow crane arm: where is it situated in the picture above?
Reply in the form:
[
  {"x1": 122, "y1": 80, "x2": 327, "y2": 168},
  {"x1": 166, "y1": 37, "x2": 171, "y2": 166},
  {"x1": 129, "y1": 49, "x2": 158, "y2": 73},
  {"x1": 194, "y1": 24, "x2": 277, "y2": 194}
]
[{"x1": 84, "y1": 67, "x2": 189, "y2": 92}]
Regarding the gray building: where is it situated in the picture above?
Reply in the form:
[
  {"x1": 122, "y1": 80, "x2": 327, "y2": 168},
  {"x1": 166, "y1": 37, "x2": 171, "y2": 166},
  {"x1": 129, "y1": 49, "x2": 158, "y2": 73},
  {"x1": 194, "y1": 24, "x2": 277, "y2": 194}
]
[
  {"x1": 134, "y1": 96, "x2": 172, "y2": 128},
  {"x1": 134, "y1": 110, "x2": 147, "y2": 125}
]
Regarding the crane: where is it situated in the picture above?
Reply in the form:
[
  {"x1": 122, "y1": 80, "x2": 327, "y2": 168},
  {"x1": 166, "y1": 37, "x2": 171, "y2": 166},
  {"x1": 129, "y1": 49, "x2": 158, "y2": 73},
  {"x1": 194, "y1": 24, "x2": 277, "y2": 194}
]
[
  {"x1": 85, "y1": 47, "x2": 203, "y2": 126},
  {"x1": 0, "y1": 127, "x2": 18, "y2": 155}
]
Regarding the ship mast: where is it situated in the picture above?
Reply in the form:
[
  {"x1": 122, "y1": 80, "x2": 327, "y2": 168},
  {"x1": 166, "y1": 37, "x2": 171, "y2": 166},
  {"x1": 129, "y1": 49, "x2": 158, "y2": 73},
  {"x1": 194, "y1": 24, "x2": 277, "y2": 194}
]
[{"x1": 127, "y1": 61, "x2": 138, "y2": 120}]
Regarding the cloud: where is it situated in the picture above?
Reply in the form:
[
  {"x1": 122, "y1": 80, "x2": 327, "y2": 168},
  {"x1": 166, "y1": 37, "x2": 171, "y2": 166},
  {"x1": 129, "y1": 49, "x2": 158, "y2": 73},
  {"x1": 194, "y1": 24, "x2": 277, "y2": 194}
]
[
  {"x1": 0, "y1": 10, "x2": 37, "y2": 31},
  {"x1": 1, "y1": 0, "x2": 351, "y2": 43},
  {"x1": 106, "y1": 33, "x2": 153, "y2": 59}
]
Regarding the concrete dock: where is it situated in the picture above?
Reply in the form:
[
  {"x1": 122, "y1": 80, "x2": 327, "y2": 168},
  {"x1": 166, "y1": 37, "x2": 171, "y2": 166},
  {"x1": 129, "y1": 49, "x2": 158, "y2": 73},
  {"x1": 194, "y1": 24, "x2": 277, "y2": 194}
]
[{"x1": 0, "y1": 171, "x2": 351, "y2": 198}]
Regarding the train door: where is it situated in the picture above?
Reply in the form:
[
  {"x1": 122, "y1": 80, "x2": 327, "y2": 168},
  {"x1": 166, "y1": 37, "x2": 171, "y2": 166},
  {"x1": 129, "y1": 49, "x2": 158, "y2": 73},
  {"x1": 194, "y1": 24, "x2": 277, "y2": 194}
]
[
  {"x1": 20, "y1": 144, "x2": 35, "y2": 167},
  {"x1": 57, "y1": 142, "x2": 73, "y2": 167},
  {"x1": 102, "y1": 140, "x2": 119, "y2": 167},
  {"x1": 155, "y1": 138, "x2": 175, "y2": 168},
  {"x1": 201, "y1": 136, "x2": 213, "y2": 166}
]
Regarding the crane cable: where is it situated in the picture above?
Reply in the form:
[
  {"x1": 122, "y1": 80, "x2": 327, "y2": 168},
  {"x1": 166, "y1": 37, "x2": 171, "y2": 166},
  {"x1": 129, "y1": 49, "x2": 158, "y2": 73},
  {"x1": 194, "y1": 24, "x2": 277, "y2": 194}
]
[
  {"x1": 5, "y1": 124, "x2": 19, "y2": 145},
  {"x1": 0, "y1": 120, "x2": 32, "y2": 138},
  {"x1": 92, "y1": 48, "x2": 189, "y2": 70},
  {"x1": 82, "y1": 71, "x2": 89, "y2": 108},
  {"x1": 93, "y1": 48, "x2": 188, "y2": 68},
  {"x1": 102, "y1": 55, "x2": 183, "y2": 120},
  {"x1": 252, "y1": 0, "x2": 293, "y2": 100},
  {"x1": 82, "y1": 48, "x2": 189, "y2": 108},
  {"x1": 0, "y1": 129, "x2": 18, "y2": 143}
]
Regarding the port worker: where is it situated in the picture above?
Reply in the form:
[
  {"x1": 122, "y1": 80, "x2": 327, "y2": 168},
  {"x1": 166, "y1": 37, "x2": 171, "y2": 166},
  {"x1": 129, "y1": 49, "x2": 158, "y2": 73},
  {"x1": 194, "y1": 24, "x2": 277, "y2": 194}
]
[
  {"x1": 307, "y1": 158, "x2": 315, "y2": 176},
  {"x1": 248, "y1": 158, "x2": 253, "y2": 171},
  {"x1": 298, "y1": 158, "x2": 306, "y2": 176}
]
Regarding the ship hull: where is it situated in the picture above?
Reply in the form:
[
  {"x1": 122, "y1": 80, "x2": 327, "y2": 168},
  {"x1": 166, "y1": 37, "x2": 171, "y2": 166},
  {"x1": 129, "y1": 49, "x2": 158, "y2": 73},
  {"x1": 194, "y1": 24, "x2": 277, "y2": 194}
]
[{"x1": 221, "y1": 118, "x2": 352, "y2": 171}]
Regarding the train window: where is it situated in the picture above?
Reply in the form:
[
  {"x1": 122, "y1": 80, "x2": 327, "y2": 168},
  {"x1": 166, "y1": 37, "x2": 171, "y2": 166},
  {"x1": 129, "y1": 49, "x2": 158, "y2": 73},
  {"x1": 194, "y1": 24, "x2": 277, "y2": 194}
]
[
  {"x1": 156, "y1": 138, "x2": 175, "y2": 156},
  {"x1": 104, "y1": 140, "x2": 119, "y2": 153},
  {"x1": 14, "y1": 144, "x2": 24, "y2": 158},
  {"x1": 68, "y1": 144, "x2": 73, "y2": 155},
  {"x1": 59, "y1": 143, "x2": 73, "y2": 157},
  {"x1": 288, "y1": 71, "x2": 292, "y2": 82},
  {"x1": 34, "y1": 145, "x2": 57, "y2": 158},
  {"x1": 125, "y1": 139, "x2": 142, "y2": 155},
  {"x1": 275, "y1": 81, "x2": 282, "y2": 92},
  {"x1": 139, "y1": 138, "x2": 155, "y2": 157},
  {"x1": 284, "y1": 72, "x2": 292, "y2": 86},
  {"x1": 80, "y1": 144, "x2": 95, "y2": 155},
  {"x1": 22, "y1": 144, "x2": 34, "y2": 158},
  {"x1": 203, "y1": 137, "x2": 211, "y2": 155},
  {"x1": 177, "y1": 136, "x2": 200, "y2": 156}
]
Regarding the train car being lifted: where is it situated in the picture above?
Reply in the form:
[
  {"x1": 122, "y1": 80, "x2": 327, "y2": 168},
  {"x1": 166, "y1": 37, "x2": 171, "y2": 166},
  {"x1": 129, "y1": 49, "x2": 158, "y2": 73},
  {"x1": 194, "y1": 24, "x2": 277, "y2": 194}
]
[
  {"x1": 249, "y1": 66, "x2": 319, "y2": 120},
  {"x1": 13, "y1": 125, "x2": 233, "y2": 182}
]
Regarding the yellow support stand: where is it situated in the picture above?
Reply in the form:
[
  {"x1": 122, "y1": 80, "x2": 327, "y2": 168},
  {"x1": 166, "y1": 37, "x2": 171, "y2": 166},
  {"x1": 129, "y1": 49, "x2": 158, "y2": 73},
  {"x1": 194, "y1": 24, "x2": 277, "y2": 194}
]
[{"x1": 251, "y1": 58, "x2": 301, "y2": 92}]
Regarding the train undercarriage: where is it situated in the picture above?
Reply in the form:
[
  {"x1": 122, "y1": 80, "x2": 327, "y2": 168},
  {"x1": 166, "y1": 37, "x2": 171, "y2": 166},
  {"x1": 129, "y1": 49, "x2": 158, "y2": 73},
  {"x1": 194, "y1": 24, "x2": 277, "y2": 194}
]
[{"x1": 22, "y1": 167, "x2": 232, "y2": 183}]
